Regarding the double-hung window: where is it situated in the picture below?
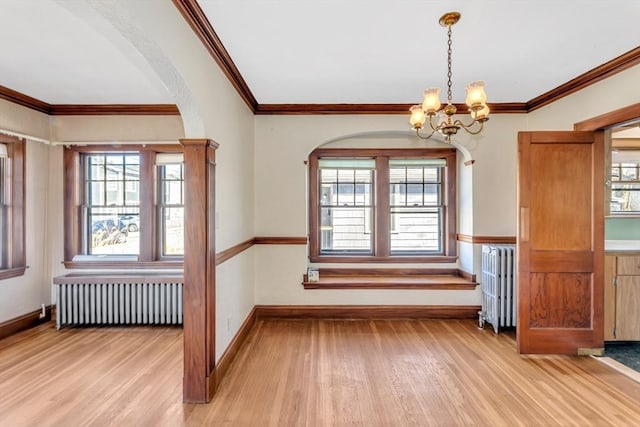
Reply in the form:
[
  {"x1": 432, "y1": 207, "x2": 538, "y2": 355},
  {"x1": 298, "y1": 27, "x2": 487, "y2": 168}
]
[
  {"x1": 63, "y1": 145, "x2": 184, "y2": 268},
  {"x1": 309, "y1": 148, "x2": 456, "y2": 263},
  {"x1": 0, "y1": 135, "x2": 25, "y2": 279}
]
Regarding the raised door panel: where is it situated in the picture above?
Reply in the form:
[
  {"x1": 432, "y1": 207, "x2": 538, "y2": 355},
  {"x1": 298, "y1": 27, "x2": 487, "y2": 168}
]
[{"x1": 615, "y1": 276, "x2": 640, "y2": 340}]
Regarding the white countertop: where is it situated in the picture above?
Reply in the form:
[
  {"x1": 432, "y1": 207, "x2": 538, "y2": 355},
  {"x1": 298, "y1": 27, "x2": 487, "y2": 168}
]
[{"x1": 605, "y1": 240, "x2": 640, "y2": 252}]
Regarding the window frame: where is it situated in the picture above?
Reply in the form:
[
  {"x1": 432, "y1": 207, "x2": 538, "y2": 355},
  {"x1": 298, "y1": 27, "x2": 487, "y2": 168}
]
[
  {"x1": 0, "y1": 135, "x2": 26, "y2": 280},
  {"x1": 63, "y1": 144, "x2": 184, "y2": 269},
  {"x1": 308, "y1": 148, "x2": 457, "y2": 263}
]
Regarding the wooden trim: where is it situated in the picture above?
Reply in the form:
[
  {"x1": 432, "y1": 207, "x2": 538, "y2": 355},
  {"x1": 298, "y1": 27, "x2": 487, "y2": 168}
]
[
  {"x1": 172, "y1": 0, "x2": 258, "y2": 112},
  {"x1": 0, "y1": 85, "x2": 50, "y2": 114},
  {"x1": 0, "y1": 84, "x2": 179, "y2": 116},
  {"x1": 182, "y1": 138, "x2": 217, "y2": 403},
  {"x1": 65, "y1": 144, "x2": 183, "y2": 153},
  {"x1": 49, "y1": 104, "x2": 180, "y2": 115},
  {"x1": 574, "y1": 102, "x2": 640, "y2": 131},
  {"x1": 216, "y1": 238, "x2": 254, "y2": 265},
  {"x1": 254, "y1": 305, "x2": 481, "y2": 319},
  {"x1": 0, "y1": 305, "x2": 53, "y2": 342},
  {"x1": 140, "y1": 151, "x2": 155, "y2": 262},
  {"x1": 301, "y1": 268, "x2": 476, "y2": 290},
  {"x1": 528, "y1": 46, "x2": 640, "y2": 112},
  {"x1": 9, "y1": 138, "x2": 26, "y2": 269},
  {"x1": 0, "y1": 267, "x2": 27, "y2": 281},
  {"x1": 253, "y1": 236, "x2": 308, "y2": 245},
  {"x1": 255, "y1": 102, "x2": 528, "y2": 115},
  {"x1": 211, "y1": 307, "x2": 257, "y2": 389},
  {"x1": 62, "y1": 260, "x2": 183, "y2": 269},
  {"x1": 308, "y1": 148, "x2": 457, "y2": 262},
  {"x1": 456, "y1": 234, "x2": 517, "y2": 244},
  {"x1": 309, "y1": 255, "x2": 458, "y2": 263}
]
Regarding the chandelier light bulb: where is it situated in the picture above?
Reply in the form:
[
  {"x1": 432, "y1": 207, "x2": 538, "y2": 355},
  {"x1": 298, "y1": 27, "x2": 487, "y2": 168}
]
[
  {"x1": 473, "y1": 103, "x2": 490, "y2": 121},
  {"x1": 465, "y1": 81, "x2": 487, "y2": 108},
  {"x1": 422, "y1": 88, "x2": 442, "y2": 114},
  {"x1": 409, "y1": 105, "x2": 427, "y2": 129}
]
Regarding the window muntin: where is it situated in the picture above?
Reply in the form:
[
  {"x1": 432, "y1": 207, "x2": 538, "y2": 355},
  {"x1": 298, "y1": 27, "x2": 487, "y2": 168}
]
[
  {"x1": 309, "y1": 148, "x2": 456, "y2": 262},
  {"x1": 389, "y1": 159, "x2": 445, "y2": 253},
  {"x1": 319, "y1": 159, "x2": 374, "y2": 254},
  {"x1": 85, "y1": 153, "x2": 140, "y2": 255},
  {"x1": 158, "y1": 163, "x2": 184, "y2": 256}
]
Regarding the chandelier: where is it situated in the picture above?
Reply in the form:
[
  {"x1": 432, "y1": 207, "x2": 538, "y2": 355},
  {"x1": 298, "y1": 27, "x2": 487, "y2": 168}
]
[{"x1": 409, "y1": 12, "x2": 489, "y2": 142}]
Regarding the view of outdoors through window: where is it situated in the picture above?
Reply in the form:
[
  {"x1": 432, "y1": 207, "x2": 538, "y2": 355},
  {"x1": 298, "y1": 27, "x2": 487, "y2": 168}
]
[
  {"x1": 159, "y1": 163, "x2": 185, "y2": 256},
  {"x1": 319, "y1": 159, "x2": 374, "y2": 253},
  {"x1": 86, "y1": 153, "x2": 184, "y2": 256},
  {"x1": 318, "y1": 158, "x2": 445, "y2": 255},
  {"x1": 87, "y1": 154, "x2": 140, "y2": 255},
  {"x1": 389, "y1": 160, "x2": 443, "y2": 253},
  {"x1": 611, "y1": 150, "x2": 640, "y2": 214}
]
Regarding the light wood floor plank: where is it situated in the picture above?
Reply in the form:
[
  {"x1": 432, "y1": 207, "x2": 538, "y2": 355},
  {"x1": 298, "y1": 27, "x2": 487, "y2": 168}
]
[{"x1": 1, "y1": 319, "x2": 640, "y2": 426}]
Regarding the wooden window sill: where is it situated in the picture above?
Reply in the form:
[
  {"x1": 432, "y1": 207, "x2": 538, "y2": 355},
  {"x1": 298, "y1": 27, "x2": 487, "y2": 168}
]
[
  {"x1": 309, "y1": 255, "x2": 458, "y2": 263},
  {"x1": 0, "y1": 266, "x2": 27, "y2": 281},
  {"x1": 302, "y1": 268, "x2": 477, "y2": 290},
  {"x1": 63, "y1": 260, "x2": 183, "y2": 270}
]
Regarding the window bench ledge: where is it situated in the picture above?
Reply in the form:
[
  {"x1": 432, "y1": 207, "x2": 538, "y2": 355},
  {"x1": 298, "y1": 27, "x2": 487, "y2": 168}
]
[{"x1": 302, "y1": 268, "x2": 477, "y2": 290}]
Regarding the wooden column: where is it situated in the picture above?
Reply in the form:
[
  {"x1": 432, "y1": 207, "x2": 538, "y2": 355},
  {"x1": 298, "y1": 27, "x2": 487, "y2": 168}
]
[{"x1": 181, "y1": 138, "x2": 219, "y2": 403}]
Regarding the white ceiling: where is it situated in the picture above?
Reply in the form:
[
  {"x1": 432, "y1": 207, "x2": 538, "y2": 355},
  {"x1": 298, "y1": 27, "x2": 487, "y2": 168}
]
[{"x1": 0, "y1": 0, "x2": 639, "y2": 106}]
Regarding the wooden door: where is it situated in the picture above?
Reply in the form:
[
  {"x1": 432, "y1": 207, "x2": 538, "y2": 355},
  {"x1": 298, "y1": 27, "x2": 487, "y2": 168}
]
[{"x1": 517, "y1": 131, "x2": 604, "y2": 354}]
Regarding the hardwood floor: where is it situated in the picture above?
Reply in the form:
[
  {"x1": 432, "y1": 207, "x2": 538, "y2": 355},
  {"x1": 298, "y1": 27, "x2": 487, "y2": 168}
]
[{"x1": 1, "y1": 319, "x2": 640, "y2": 426}]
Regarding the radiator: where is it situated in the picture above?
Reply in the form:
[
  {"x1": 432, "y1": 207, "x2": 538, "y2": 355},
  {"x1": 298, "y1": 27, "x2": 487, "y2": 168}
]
[
  {"x1": 54, "y1": 276, "x2": 183, "y2": 329},
  {"x1": 479, "y1": 245, "x2": 516, "y2": 333}
]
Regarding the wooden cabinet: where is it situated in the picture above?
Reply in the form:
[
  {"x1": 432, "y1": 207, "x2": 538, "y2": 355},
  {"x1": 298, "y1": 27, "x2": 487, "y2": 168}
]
[{"x1": 604, "y1": 253, "x2": 640, "y2": 341}]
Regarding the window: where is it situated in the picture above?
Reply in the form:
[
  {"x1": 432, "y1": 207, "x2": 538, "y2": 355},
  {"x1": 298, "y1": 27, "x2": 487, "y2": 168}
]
[
  {"x1": 611, "y1": 150, "x2": 640, "y2": 214},
  {"x1": 63, "y1": 145, "x2": 183, "y2": 268},
  {"x1": 0, "y1": 135, "x2": 25, "y2": 279},
  {"x1": 309, "y1": 148, "x2": 456, "y2": 263}
]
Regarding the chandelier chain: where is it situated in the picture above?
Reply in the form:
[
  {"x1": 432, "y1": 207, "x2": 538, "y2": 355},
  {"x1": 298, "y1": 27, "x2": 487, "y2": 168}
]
[{"x1": 446, "y1": 25, "x2": 453, "y2": 104}]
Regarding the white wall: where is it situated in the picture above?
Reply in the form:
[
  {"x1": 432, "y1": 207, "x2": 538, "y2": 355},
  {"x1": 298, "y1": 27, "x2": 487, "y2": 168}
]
[
  {"x1": 0, "y1": 139, "x2": 52, "y2": 323},
  {"x1": 0, "y1": 101, "x2": 51, "y2": 323},
  {"x1": 253, "y1": 113, "x2": 527, "y2": 306},
  {"x1": 96, "y1": 1, "x2": 256, "y2": 362}
]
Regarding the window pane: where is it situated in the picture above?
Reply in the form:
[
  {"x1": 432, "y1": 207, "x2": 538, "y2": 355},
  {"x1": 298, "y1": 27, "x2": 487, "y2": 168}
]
[
  {"x1": 321, "y1": 169, "x2": 337, "y2": 183},
  {"x1": 390, "y1": 207, "x2": 442, "y2": 253},
  {"x1": 163, "y1": 207, "x2": 184, "y2": 255},
  {"x1": 337, "y1": 183, "x2": 354, "y2": 205},
  {"x1": 320, "y1": 206, "x2": 372, "y2": 252},
  {"x1": 106, "y1": 181, "x2": 123, "y2": 206},
  {"x1": 89, "y1": 207, "x2": 139, "y2": 255},
  {"x1": 164, "y1": 181, "x2": 183, "y2": 205},
  {"x1": 406, "y1": 183, "x2": 423, "y2": 205},
  {"x1": 90, "y1": 182, "x2": 105, "y2": 206},
  {"x1": 85, "y1": 153, "x2": 141, "y2": 256},
  {"x1": 158, "y1": 163, "x2": 185, "y2": 256},
  {"x1": 389, "y1": 161, "x2": 444, "y2": 254},
  {"x1": 611, "y1": 183, "x2": 640, "y2": 213},
  {"x1": 621, "y1": 166, "x2": 638, "y2": 181}
]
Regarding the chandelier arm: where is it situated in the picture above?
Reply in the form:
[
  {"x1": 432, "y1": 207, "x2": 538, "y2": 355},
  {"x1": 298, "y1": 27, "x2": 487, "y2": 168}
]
[
  {"x1": 415, "y1": 127, "x2": 437, "y2": 140},
  {"x1": 453, "y1": 119, "x2": 485, "y2": 135}
]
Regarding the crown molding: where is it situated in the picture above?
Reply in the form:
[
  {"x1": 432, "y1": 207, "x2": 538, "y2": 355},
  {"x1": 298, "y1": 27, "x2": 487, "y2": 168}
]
[
  {"x1": 255, "y1": 102, "x2": 528, "y2": 115},
  {"x1": 527, "y1": 46, "x2": 640, "y2": 112},
  {"x1": 172, "y1": 0, "x2": 258, "y2": 112},
  {"x1": 0, "y1": 85, "x2": 180, "y2": 116},
  {"x1": 0, "y1": 85, "x2": 50, "y2": 114},
  {"x1": 49, "y1": 104, "x2": 180, "y2": 115}
]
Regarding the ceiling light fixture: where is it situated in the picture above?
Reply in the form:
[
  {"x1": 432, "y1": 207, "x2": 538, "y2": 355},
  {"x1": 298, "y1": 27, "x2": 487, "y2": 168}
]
[{"x1": 409, "y1": 12, "x2": 489, "y2": 143}]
